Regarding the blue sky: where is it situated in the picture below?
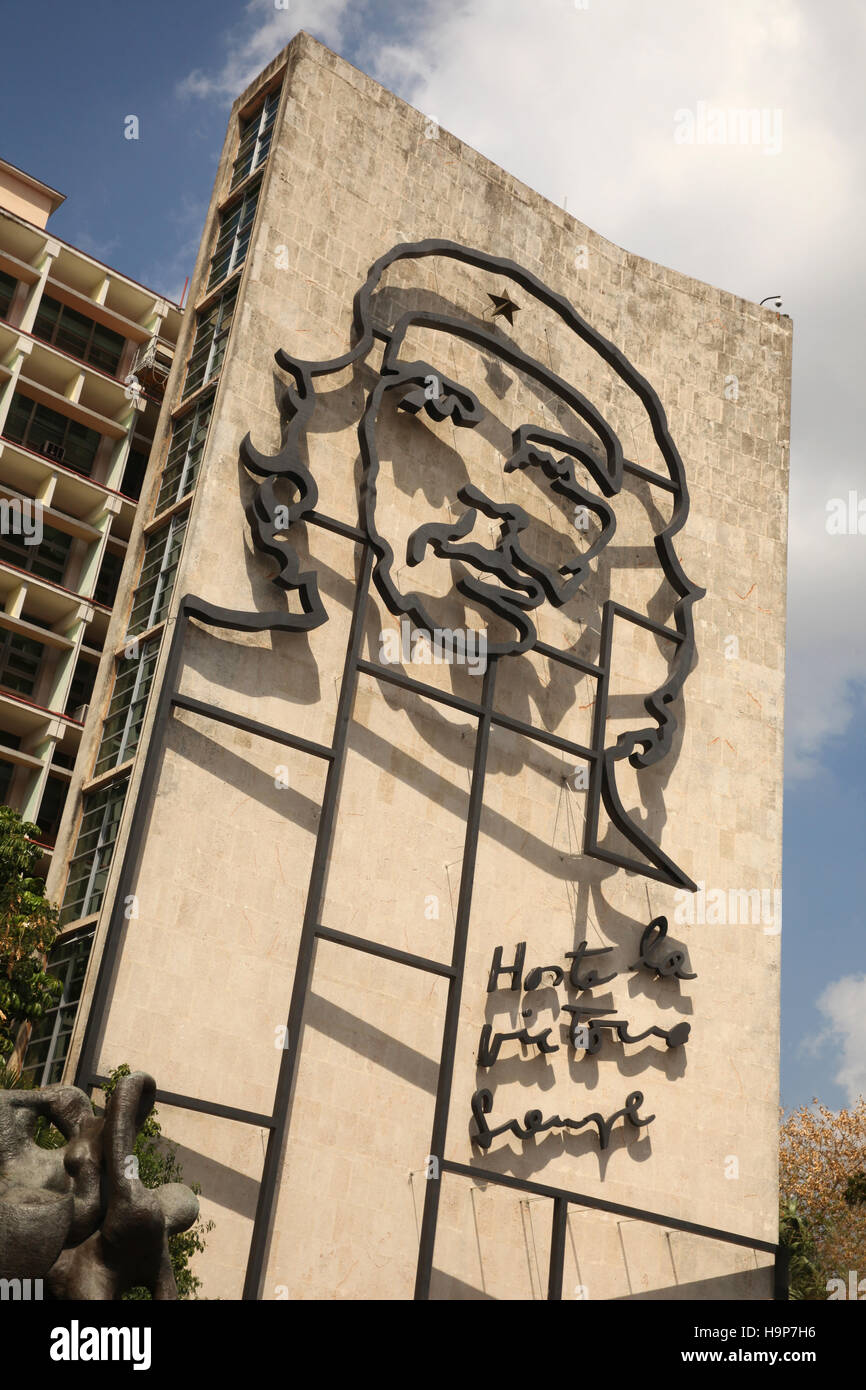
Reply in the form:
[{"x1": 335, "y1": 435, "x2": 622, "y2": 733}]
[{"x1": 3, "y1": 0, "x2": 864, "y2": 1113}]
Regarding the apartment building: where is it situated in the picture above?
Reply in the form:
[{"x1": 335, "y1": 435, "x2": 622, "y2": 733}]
[
  {"x1": 18, "y1": 73, "x2": 282, "y2": 1088},
  {"x1": 0, "y1": 157, "x2": 181, "y2": 1081}
]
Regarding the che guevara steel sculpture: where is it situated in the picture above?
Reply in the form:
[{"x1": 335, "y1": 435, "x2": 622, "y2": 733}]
[
  {"x1": 239, "y1": 239, "x2": 705, "y2": 890},
  {"x1": 0, "y1": 1071, "x2": 198, "y2": 1298}
]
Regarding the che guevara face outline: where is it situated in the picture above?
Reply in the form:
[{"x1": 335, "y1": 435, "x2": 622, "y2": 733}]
[
  {"x1": 239, "y1": 239, "x2": 705, "y2": 888},
  {"x1": 358, "y1": 310, "x2": 625, "y2": 657}
]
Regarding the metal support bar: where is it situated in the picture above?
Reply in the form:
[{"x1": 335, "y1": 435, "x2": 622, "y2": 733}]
[
  {"x1": 171, "y1": 692, "x2": 334, "y2": 762},
  {"x1": 414, "y1": 657, "x2": 498, "y2": 1300},
  {"x1": 358, "y1": 655, "x2": 596, "y2": 761},
  {"x1": 241, "y1": 545, "x2": 374, "y2": 1299},
  {"x1": 314, "y1": 925, "x2": 456, "y2": 979},
  {"x1": 440, "y1": 1159, "x2": 779, "y2": 1256},
  {"x1": 548, "y1": 1196, "x2": 568, "y2": 1300},
  {"x1": 88, "y1": 1076, "x2": 275, "y2": 1130},
  {"x1": 356, "y1": 657, "x2": 485, "y2": 718}
]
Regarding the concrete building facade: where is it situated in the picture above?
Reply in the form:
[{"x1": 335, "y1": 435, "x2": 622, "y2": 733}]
[
  {"x1": 0, "y1": 159, "x2": 181, "y2": 1084},
  {"x1": 49, "y1": 35, "x2": 791, "y2": 1300}
]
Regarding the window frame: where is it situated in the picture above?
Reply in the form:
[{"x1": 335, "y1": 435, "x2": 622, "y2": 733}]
[
  {"x1": 31, "y1": 294, "x2": 126, "y2": 376},
  {"x1": 0, "y1": 268, "x2": 17, "y2": 321},
  {"x1": 181, "y1": 284, "x2": 237, "y2": 400},
  {"x1": 207, "y1": 178, "x2": 261, "y2": 291},
  {"x1": 156, "y1": 390, "x2": 215, "y2": 514},
  {"x1": 59, "y1": 776, "x2": 129, "y2": 926},
  {"x1": 20, "y1": 928, "x2": 96, "y2": 1086},
  {"x1": 93, "y1": 638, "x2": 160, "y2": 777},
  {"x1": 2, "y1": 391, "x2": 102, "y2": 477},
  {"x1": 230, "y1": 86, "x2": 280, "y2": 190},
  {"x1": 126, "y1": 512, "x2": 188, "y2": 637}
]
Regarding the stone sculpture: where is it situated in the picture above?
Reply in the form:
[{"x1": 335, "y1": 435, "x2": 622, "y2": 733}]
[{"x1": 0, "y1": 1070, "x2": 198, "y2": 1298}]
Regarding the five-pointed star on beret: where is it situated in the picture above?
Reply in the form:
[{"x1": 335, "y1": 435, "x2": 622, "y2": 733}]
[{"x1": 487, "y1": 292, "x2": 521, "y2": 325}]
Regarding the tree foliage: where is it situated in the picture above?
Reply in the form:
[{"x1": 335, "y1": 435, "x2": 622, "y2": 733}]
[
  {"x1": 0, "y1": 805, "x2": 61, "y2": 1068},
  {"x1": 779, "y1": 1099, "x2": 866, "y2": 1297},
  {"x1": 778, "y1": 1197, "x2": 826, "y2": 1300}
]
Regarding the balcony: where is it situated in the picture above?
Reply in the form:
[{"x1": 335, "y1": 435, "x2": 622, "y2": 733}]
[{"x1": 0, "y1": 438, "x2": 137, "y2": 538}]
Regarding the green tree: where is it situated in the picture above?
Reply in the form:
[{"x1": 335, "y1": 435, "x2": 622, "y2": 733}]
[
  {"x1": 100, "y1": 1065, "x2": 214, "y2": 1299},
  {"x1": 0, "y1": 805, "x2": 61, "y2": 1074},
  {"x1": 779, "y1": 1099, "x2": 866, "y2": 1298},
  {"x1": 778, "y1": 1197, "x2": 826, "y2": 1300}
]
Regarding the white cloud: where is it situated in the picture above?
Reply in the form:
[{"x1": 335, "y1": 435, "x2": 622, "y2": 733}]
[
  {"x1": 175, "y1": 0, "x2": 866, "y2": 778},
  {"x1": 178, "y1": 0, "x2": 353, "y2": 101},
  {"x1": 817, "y1": 975, "x2": 866, "y2": 1105},
  {"x1": 362, "y1": 0, "x2": 866, "y2": 782}
]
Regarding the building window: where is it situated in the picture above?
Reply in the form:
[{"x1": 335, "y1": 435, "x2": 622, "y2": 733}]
[
  {"x1": 208, "y1": 179, "x2": 261, "y2": 290},
  {"x1": 0, "y1": 269, "x2": 17, "y2": 320},
  {"x1": 94, "y1": 548, "x2": 124, "y2": 607},
  {"x1": 182, "y1": 284, "x2": 237, "y2": 400},
  {"x1": 3, "y1": 392, "x2": 101, "y2": 476},
  {"x1": 0, "y1": 518, "x2": 72, "y2": 586},
  {"x1": 156, "y1": 391, "x2": 214, "y2": 514},
  {"x1": 127, "y1": 513, "x2": 187, "y2": 636},
  {"x1": 230, "y1": 87, "x2": 280, "y2": 190},
  {"x1": 65, "y1": 657, "x2": 96, "y2": 720},
  {"x1": 120, "y1": 445, "x2": 149, "y2": 500},
  {"x1": 35, "y1": 772, "x2": 67, "y2": 846},
  {"x1": 21, "y1": 929, "x2": 95, "y2": 1085},
  {"x1": 94, "y1": 639, "x2": 159, "y2": 777},
  {"x1": 59, "y1": 776, "x2": 128, "y2": 925},
  {"x1": 0, "y1": 629, "x2": 43, "y2": 698},
  {"x1": 31, "y1": 295, "x2": 125, "y2": 375},
  {"x1": 0, "y1": 739, "x2": 20, "y2": 804}
]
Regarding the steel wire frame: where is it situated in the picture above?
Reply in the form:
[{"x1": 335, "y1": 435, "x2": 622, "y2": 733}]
[{"x1": 70, "y1": 506, "x2": 787, "y2": 1301}]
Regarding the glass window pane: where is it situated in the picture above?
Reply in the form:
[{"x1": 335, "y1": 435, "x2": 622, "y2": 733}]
[
  {"x1": 182, "y1": 284, "x2": 237, "y2": 399},
  {"x1": 207, "y1": 181, "x2": 260, "y2": 291},
  {"x1": 94, "y1": 548, "x2": 124, "y2": 607},
  {"x1": 231, "y1": 86, "x2": 280, "y2": 189},
  {"x1": 2, "y1": 393, "x2": 33, "y2": 444},
  {"x1": 0, "y1": 520, "x2": 71, "y2": 586},
  {"x1": 94, "y1": 639, "x2": 159, "y2": 776},
  {"x1": 157, "y1": 391, "x2": 213, "y2": 512},
  {"x1": 1, "y1": 393, "x2": 100, "y2": 475},
  {"x1": 61, "y1": 419, "x2": 101, "y2": 476},
  {"x1": 89, "y1": 322, "x2": 124, "y2": 375},
  {"x1": 208, "y1": 204, "x2": 243, "y2": 289},
  {"x1": 0, "y1": 269, "x2": 17, "y2": 320},
  {"x1": 31, "y1": 295, "x2": 125, "y2": 375},
  {"x1": 55, "y1": 311, "x2": 91, "y2": 361},
  {"x1": 127, "y1": 515, "x2": 188, "y2": 636},
  {"x1": 0, "y1": 630, "x2": 43, "y2": 697},
  {"x1": 31, "y1": 296, "x2": 61, "y2": 341},
  {"x1": 21, "y1": 929, "x2": 96, "y2": 1085},
  {"x1": 59, "y1": 778, "x2": 128, "y2": 925}
]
